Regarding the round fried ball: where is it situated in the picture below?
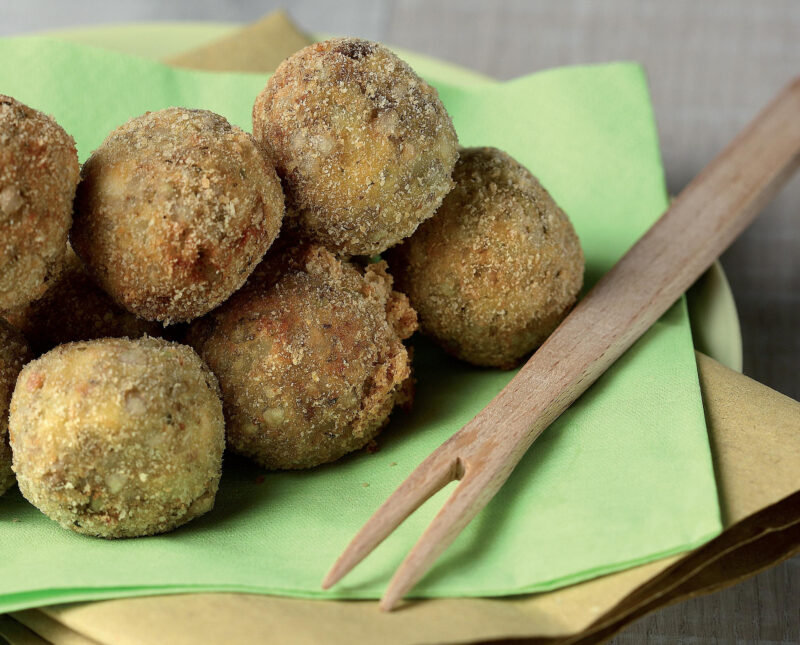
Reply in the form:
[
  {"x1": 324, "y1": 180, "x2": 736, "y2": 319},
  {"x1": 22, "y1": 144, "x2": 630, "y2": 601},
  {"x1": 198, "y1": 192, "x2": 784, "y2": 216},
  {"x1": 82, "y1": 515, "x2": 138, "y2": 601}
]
[
  {"x1": 188, "y1": 244, "x2": 418, "y2": 470},
  {"x1": 72, "y1": 107, "x2": 285, "y2": 324},
  {"x1": 2, "y1": 247, "x2": 162, "y2": 355},
  {"x1": 388, "y1": 147, "x2": 584, "y2": 369},
  {"x1": 0, "y1": 319, "x2": 30, "y2": 496},
  {"x1": 253, "y1": 38, "x2": 458, "y2": 255},
  {"x1": 0, "y1": 95, "x2": 79, "y2": 310},
  {"x1": 9, "y1": 337, "x2": 224, "y2": 538}
]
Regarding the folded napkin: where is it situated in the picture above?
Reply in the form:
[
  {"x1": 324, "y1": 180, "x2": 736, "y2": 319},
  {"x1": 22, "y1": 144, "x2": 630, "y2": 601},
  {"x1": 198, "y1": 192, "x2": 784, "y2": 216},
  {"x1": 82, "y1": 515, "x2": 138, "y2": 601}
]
[
  {"x1": 0, "y1": 13, "x2": 797, "y2": 645},
  {"x1": 0, "y1": 18, "x2": 722, "y2": 613}
]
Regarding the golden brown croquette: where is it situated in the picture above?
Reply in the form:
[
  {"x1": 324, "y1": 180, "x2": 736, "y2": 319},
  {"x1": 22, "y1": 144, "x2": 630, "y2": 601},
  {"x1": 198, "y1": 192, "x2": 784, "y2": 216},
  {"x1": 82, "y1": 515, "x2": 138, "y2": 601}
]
[
  {"x1": 71, "y1": 107, "x2": 285, "y2": 324},
  {"x1": 188, "y1": 244, "x2": 417, "y2": 470},
  {"x1": 0, "y1": 319, "x2": 29, "y2": 496},
  {"x1": 387, "y1": 147, "x2": 584, "y2": 368},
  {"x1": 9, "y1": 337, "x2": 225, "y2": 538},
  {"x1": 2, "y1": 247, "x2": 162, "y2": 355},
  {"x1": 0, "y1": 95, "x2": 79, "y2": 310},
  {"x1": 253, "y1": 38, "x2": 458, "y2": 255}
]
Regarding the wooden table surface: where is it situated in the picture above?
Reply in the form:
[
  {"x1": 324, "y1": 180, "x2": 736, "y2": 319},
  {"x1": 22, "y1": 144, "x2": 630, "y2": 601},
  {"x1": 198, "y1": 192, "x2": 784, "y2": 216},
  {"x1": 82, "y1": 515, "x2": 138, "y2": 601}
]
[{"x1": 2, "y1": 1, "x2": 798, "y2": 643}]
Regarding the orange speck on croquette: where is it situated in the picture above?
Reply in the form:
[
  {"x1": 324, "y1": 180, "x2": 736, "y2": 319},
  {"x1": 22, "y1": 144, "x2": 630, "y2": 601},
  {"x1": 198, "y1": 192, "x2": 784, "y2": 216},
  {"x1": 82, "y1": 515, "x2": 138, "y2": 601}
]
[
  {"x1": 71, "y1": 108, "x2": 284, "y2": 324},
  {"x1": 253, "y1": 38, "x2": 458, "y2": 255},
  {"x1": 9, "y1": 337, "x2": 225, "y2": 538},
  {"x1": 0, "y1": 95, "x2": 79, "y2": 310},
  {"x1": 387, "y1": 147, "x2": 584, "y2": 368},
  {"x1": 188, "y1": 244, "x2": 417, "y2": 470}
]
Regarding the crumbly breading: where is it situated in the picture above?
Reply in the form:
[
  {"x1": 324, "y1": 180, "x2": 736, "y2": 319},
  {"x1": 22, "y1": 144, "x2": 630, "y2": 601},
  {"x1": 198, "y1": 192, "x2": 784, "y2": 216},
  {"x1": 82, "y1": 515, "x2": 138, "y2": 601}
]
[
  {"x1": 253, "y1": 38, "x2": 458, "y2": 255},
  {"x1": 2, "y1": 246, "x2": 162, "y2": 355},
  {"x1": 9, "y1": 337, "x2": 225, "y2": 538},
  {"x1": 388, "y1": 147, "x2": 584, "y2": 368},
  {"x1": 0, "y1": 95, "x2": 79, "y2": 310},
  {"x1": 0, "y1": 319, "x2": 30, "y2": 496},
  {"x1": 72, "y1": 107, "x2": 285, "y2": 324},
  {"x1": 188, "y1": 244, "x2": 417, "y2": 470}
]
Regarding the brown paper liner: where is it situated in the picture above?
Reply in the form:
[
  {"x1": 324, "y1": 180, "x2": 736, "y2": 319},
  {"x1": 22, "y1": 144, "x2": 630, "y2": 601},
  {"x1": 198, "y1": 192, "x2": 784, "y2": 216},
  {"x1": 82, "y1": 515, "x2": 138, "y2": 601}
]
[
  {"x1": 7, "y1": 14, "x2": 799, "y2": 645},
  {"x1": 164, "y1": 10, "x2": 310, "y2": 73}
]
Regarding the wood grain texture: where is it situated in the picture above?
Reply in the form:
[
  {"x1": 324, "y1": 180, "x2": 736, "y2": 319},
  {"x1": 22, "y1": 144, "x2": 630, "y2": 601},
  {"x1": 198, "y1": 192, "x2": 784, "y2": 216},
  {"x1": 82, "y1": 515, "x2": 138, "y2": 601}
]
[{"x1": 1, "y1": 1, "x2": 797, "y2": 641}]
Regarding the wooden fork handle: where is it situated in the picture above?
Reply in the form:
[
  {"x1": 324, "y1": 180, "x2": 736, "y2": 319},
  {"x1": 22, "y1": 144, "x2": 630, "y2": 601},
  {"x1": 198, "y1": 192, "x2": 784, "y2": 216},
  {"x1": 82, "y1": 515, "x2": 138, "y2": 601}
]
[{"x1": 469, "y1": 77, "x2": 800, "y2": 465}]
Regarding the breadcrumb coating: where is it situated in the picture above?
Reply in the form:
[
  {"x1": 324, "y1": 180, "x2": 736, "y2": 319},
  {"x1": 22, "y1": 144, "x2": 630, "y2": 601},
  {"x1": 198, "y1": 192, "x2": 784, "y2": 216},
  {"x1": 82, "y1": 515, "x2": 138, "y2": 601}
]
[
  {"x1": 188, "y1": 244, "x2": 417, "y2": 470},
  {"x1": 0, "y1": 319, "x2": 30, "y2": 496},
  {"x1": 253, "y1": 38, "x2": 458, "y2": 255},
  {"x1": 2, "y1": 246, "x2": 162, "y2": 355},
  {"x1": 0, "y1": 95, "x2": 79, "y2": 310},
  {"x1": 9, "y1": 337, "x2": 225, "y2": 538},
  {"x1": 388, "y1": 147, "x2": 584, "y2": 368},
  {"x1": 72, "y1": 107, "x2": 285, "y2": 324}
]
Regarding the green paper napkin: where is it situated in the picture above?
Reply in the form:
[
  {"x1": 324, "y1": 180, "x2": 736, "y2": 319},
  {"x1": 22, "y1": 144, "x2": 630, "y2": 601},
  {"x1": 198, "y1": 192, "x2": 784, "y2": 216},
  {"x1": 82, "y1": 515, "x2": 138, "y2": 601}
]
[{"x1": 0, "y1": 37, "x2": 721, "y2": 612}]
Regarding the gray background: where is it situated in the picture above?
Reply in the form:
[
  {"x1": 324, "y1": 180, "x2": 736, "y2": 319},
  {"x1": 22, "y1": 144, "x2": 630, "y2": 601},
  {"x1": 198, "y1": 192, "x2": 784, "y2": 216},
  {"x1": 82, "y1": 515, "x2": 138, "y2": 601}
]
[{"x1": 2, "y1": 1, "x2": 798, "y2": 643}]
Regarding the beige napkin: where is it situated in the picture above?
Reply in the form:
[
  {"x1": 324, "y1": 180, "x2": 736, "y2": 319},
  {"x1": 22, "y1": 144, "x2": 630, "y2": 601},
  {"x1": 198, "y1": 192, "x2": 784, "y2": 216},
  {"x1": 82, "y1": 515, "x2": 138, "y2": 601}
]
[
  {"x1": 165, "y1": 10, "x2": 310, "y2": 73},
  {"x1": 4, "y1": 13, "x2": 798, "y2": 644}
]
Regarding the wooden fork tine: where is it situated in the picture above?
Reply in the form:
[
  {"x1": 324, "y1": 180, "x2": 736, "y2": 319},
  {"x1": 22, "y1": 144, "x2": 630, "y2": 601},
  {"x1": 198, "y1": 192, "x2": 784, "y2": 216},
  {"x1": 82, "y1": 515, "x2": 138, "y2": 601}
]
[
  {"x1": 321, "y1": 442, "x2": 463, "y2": 590},
  {"x1": 378, "y1": 464, "x2": 513, "y2": 611}
]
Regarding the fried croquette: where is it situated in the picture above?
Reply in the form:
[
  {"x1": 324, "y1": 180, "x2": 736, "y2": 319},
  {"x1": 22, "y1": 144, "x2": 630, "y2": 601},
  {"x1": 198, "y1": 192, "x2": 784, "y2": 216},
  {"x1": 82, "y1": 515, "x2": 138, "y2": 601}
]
[
  {"x1": 0, "y1": 319, "x2": 29, "y2": 496},
  {"x1": 0, "y1": 95, "x2": 79, "y2": 310},
  {"x1": 188, "y1": 244, "x2": 417, "y2": 470},
  {"x1": 2, "y1": 247, "x2": 162, "y2": 355},
  {"x1": 9, "y1": 337, "x2": 225, "y2": 538},
  {"x1": 253, "y1": 38, "x2": 458, "y2": 255},
  {"x1": 71, "y1": 107, "x2": 284, "y2": 324},
  {"x1": 388, "y1": 147, "x2": 584, "y2": 368}
]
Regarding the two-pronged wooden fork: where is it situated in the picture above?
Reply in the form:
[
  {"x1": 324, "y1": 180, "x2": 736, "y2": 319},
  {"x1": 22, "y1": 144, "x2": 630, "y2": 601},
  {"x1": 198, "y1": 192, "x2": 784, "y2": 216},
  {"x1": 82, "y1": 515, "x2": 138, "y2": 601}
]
[{"x1": 322, "y1": 78, "x2": 800, "y2": 611}]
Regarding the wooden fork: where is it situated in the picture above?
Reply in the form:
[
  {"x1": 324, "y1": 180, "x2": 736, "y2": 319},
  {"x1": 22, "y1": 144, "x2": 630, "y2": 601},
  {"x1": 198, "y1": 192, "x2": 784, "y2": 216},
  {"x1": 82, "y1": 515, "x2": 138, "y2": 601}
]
[{"x1": 322, "y1": 77, "x2": 800, "y2": 611}]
